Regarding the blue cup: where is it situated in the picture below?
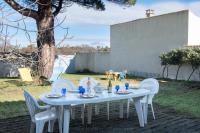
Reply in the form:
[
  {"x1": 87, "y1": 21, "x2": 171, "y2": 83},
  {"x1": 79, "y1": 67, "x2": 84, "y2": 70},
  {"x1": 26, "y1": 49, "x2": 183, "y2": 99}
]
[
  {"x1": 125, "y1": 83, "x2": 129, "y2": 90},
  {"x1": 115, "y1": 85, "x2": 120, "y2": 92},
  {"x1": 61, "y1": 88, "x2": 67, "y2": 96},
  {"x1": 79, "y1": 86, "x2": 85, "y2": 95}
]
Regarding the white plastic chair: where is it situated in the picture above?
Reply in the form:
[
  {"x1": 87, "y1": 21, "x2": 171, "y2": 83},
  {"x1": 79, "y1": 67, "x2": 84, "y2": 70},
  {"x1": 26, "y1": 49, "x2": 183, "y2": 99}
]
[
  {"x1": 79, "y1": 77, "x2": 98, "y2": 93},
  {"x1": 127, "y1": 78, "x2": 159, "y2": 120},
  {"x1": 51, "y1": 78, "x2": 78, "y2": 121},
  {"x1": 23, "y1": 90, "x2": 58, "y2": 133},
  {"x1": 51, "y1": 78, "x2": 76, "y2": 94},
  {"x1": 79, "y1": 77, "x2": 98, "y2": 124}
]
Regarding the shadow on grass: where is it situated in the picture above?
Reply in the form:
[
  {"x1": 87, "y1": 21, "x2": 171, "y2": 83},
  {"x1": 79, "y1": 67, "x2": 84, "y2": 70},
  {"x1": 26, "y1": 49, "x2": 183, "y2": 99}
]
[
  {"x1": 0, "y1": 77, "x2": 19, "y2": 79},
  {"x1": 4, "y1": 80, "x2": 23, "y2": 87},
  {"x1": 0, "y1": 100, "x2": 28, "y2": 119},
  {"x1": 99, "y1": 77, "x2": 107, "y2": 80},
  {"x1": 69, "y1": 72, "x2": 102, "y2": 75}
]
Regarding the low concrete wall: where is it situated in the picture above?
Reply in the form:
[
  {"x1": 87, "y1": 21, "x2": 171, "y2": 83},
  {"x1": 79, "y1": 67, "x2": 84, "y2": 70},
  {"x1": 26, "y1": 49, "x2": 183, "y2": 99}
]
[
  {"x1": 127, "y1": 64, "x2": 199, "y2": 81},
  {"x1": 75, "y1": 52, "x2": 111, "y2": 73},
  {"x1": 164, "y1": 64, "x2": 199, "y2": 81},
  {"x1": 0, "y1": 55, "x2": 76, "y2": 78},
  {"x1": 0, "y1": 62, "x2": 20, "y2": 77},
  {"x1": 74, "y1": 52, "x2": 200, "y2": 81}
]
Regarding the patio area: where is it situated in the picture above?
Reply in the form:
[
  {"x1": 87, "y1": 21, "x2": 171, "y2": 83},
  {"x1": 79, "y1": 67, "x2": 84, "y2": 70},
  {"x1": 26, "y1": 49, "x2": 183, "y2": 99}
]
[
  {"x1": 0, "y1": 73, "x2": 200, "y2": 133},
  {"x1": 1, "y1": 103, "x2": 200, "y2": 133}
]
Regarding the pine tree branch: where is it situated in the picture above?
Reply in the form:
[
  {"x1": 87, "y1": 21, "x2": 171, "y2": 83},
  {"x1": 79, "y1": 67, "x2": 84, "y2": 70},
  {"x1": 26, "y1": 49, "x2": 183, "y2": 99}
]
[
  {"x1": 4, "y1": 0, "x2": 38, "y2": 19},
  {"x1": 53, "y1": 0, "x2": 63, "y2": 16}
]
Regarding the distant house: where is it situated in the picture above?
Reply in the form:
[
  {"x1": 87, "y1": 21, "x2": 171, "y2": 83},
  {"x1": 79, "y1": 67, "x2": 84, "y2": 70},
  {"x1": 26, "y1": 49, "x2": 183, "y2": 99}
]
[{"x1": 76, "y1": 10, "x2": 200, "y2": 80}]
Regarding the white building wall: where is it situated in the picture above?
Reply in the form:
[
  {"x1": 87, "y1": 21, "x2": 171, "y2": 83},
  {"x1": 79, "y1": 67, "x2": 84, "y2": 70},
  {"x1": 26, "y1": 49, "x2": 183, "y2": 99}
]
[
  {"x1": 74, "y1": 10, "x2": 200, "y2": 80},
  {"x1": 110, "y1": 10, "x2": 189, "y2": 78},
  {"x1": 188, "y1": 11, "x2": 200, "y2": 45}
]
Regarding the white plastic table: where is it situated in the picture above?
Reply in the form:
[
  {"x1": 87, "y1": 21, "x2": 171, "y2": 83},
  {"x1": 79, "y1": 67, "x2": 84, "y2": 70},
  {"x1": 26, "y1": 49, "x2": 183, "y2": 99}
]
[{"x1": 40, "y1": 88, "x2": 150, "y2": 133}]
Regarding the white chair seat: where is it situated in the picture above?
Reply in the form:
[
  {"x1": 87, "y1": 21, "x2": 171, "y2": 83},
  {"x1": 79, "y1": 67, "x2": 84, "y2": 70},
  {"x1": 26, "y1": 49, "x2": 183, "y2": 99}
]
[
  {"x1": 35, "y1": 109, "x2": 57, "y2": 122},
  {"x1": 24, "y1": 90, "x2": 60, "y2": 133},
  {"x1": 140, "y1": 94, "x2": 153, "y2": 104}
]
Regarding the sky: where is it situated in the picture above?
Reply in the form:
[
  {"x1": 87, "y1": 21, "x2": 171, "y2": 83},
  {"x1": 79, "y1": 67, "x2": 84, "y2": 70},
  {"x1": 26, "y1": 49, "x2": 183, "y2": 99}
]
[{"x1": 1, "y1": 0, "x2": 200, "y2": 47}]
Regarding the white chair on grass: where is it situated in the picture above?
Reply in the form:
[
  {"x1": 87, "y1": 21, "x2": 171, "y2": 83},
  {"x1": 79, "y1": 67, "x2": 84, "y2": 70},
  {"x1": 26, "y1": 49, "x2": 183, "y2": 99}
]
[
  {"x1": 24, "y1": 90, "x2": 58, "y2": 133},
  {"x1": 79, "y1": 77, "x2": 98, "y2": 124},
  {"x1": 127, "y1": 78, "x2": 159, "y2": 120}
]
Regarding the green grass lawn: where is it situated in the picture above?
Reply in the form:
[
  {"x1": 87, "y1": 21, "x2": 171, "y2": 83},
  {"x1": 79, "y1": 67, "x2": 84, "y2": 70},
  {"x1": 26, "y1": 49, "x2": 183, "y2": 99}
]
[{"x1": 0, "y1": 73, "x2": 200, "y2": 119}]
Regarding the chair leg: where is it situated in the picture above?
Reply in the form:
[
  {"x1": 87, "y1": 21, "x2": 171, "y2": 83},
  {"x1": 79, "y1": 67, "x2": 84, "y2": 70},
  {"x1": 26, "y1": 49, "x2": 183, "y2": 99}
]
[
  {"x1": 95, "y1": 105, "x2": 100, "y2": 115},
  {"x1": 71, "y1": 107, "x2": 75, "y2": 120},
  {"x1": 81, "y1": 104, "x2": 85, "y2": 125},
  {"x1": 87, "y1": 104, "x2": 92, "y2": 124},
  {"x1": 151, "y1": 103, "x2": 155, "y2": 120},
  {"x1": 127, "y1": 99, "x2": 130, "y2": 119},
  {"x1": 36, "y1": 121, "x2": 45, "y2": 133},
  {"x1": 119, "y1": 101, "x2": 124, "y2": 119},
  {"x1": 48, "y1": 120, "x2": 55, "y2": 133},
  {"x1": 107, "y1": 102, "x2": 110, "y2": 120},
  {"x1": 30, "y1": 122, "x2": 35, "y2": 133}
]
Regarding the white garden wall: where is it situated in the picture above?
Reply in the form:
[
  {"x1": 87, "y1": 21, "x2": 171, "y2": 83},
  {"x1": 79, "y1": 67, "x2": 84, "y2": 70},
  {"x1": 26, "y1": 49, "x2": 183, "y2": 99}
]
[{"x1": 75, "y1": 52, "x2": 110, "y2": 73}]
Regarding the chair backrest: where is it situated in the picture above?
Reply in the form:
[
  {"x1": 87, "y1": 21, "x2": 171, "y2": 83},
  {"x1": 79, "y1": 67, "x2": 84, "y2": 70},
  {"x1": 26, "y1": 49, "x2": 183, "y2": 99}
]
[
  {"x1": 18, "y1": 68, "x2": 33, "y2": 82},
  {"x1": 23, "y1": 90, "x2": 40, "y2": 122},
  {"x1": 51, "y1": 78, "x2": 76, "y2": 94},
  {"x1": 79, "y1": 77, "x2": 98, "y2": 89},
  {"x1": 49, "y1": 67, "x2": 64, "y2": 82},
  {"x1": 139, "y1": 78, "x2": 159, "y2": 103}
]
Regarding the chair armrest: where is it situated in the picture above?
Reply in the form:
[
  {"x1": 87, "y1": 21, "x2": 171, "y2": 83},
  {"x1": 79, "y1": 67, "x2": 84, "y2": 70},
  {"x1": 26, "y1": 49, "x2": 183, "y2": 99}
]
[{"x1": 38, "y1": 105, "x2": 51, "y2": 110}]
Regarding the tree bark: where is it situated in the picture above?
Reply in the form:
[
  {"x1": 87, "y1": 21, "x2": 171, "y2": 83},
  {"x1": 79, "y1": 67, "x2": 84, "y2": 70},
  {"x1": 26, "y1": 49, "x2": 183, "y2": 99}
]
[
  {"x1": 175, "y1": 65, "x2": 181, "y2": 80},
  {"x1": 36, "y1": 3, "x2": 55, "y2": 79},
  {"x1": 162, "y1": 65, "x2": 166, "y2": 78},
  {"x1": 187, "y1": 68, "x2": 196, "y2": 81}
]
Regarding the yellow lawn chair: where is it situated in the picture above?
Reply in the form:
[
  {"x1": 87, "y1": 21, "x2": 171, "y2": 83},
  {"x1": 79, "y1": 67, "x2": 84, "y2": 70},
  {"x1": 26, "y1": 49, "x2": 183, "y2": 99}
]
[{"x1": 18, "y1": 68, "x2": 34, "y2": 84}]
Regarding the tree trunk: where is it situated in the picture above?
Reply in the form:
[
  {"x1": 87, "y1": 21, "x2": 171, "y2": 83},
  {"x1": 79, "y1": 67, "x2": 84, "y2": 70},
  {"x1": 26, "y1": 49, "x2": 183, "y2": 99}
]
[
  {"x1": 187, "y1": 68, "x2": 196, "y2": 81},
  {"x1": 166, "y1": 66, "x2": 169, "y2": 78},
  {"x1": 36, "y1": 4, "x2": 55, "y2": 79},
  {"x1": 162, "y1": 65, "x2": 167, "y2": 78},
  {"x1": 175, "y1": 65, "x2": 181, "y2": 80}
]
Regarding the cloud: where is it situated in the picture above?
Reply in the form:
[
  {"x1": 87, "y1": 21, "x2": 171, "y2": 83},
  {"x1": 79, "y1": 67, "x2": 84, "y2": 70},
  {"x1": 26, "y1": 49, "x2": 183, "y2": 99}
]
[{"x1": 58, "y1": 1, "x2": 200, "y2": 25}]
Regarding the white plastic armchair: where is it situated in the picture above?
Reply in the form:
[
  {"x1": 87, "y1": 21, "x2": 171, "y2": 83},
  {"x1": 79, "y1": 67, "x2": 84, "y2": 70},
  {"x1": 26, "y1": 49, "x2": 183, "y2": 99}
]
[
  {"x1": 127, "y1": 78, "x2": 159, "y2": 120},
  {"x1": 140, "y1": 78, "x2": 159, "y2": 119},
  {"x1": 23, "y1": 90, "x2": 58, "y2": 133},
  {"x1": 51, "y1": 78, "x2": 78, "y2": 119},
  {"x1": 51, "y1": 78, "x2": 76, "y2": 94}
]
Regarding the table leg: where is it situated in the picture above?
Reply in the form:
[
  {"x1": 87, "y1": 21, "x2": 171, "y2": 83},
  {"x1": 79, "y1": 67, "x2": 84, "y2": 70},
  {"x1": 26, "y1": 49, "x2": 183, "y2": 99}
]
[
  {"x1": 134, "y1": 97, "x2": 144, "y2": 127},
  {"x1": 107, "y1": 102, "x2": 110, "y2": 120},
  {"x1": 119, "y1": 101, "x2": 124, "y2": 118},
  {"x1": 87, "y1": 104, "x2": 92, "y2": 124},
  {"x1": 143, "y1": 95, "x2": 149, "y2": 124},
  {"x1": 63, "y1": 106, "x2": 70, "y2": 133},
  {"x1": 56, "y1": 106, "x2": 63, "y2": 133}
]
